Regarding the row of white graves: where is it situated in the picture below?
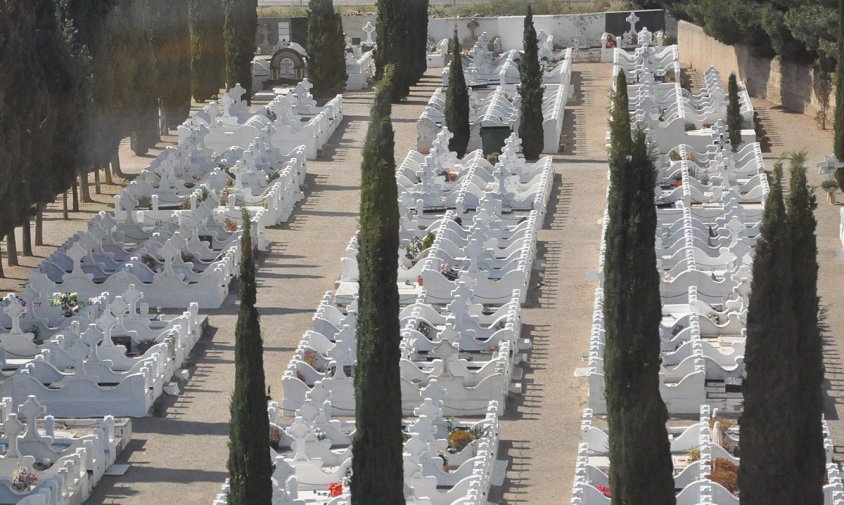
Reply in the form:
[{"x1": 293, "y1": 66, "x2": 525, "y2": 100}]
[
  {"x1": 211, "y1": 128, "x2": 552, "y2": 504},
  {"x1": 418, "y1": 33, "x2": 573, "y2": 153},
  {"x1": 29, "y1": 84, "x2": 316, "y2": 311},
  {"x1": 0, "y1": 395, "x2": 130, "y2": 504},
  {"x1": 0, "y1": 81, "x2": 324, "y2": 500},
  {"x1": 612, "y1": 49, "x2": 756, "y2": 152},
  {"x1": 569, "y1": 43, "x2": 844, "y2": 504},
  {"x1": 0, "y1": 83, "x2": 316, "y2": 414},
  {"x1": 182, "y1": 81, "x2": 342, "y2": 160},
  {"x1": 572, "y1": 406, "x2": 844, "y2": 504}
]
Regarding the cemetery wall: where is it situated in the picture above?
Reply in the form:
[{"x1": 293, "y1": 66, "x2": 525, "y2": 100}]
[
  {"x1": 332, "y1": 10, "x2": 665, "y2": 51},
  {"x1": 678, "y1": 20, "x2": 835, "y2": 120}
]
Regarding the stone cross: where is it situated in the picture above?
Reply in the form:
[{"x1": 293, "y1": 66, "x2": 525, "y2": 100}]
[
  {"x1": 362, "y1": 22, "x2": 375, "y2": 46},
  {"x1": 67, "y1": 242, "x2": 87, "y2": 276},
  {"x1": 287, "y1": 420, "x2": 314, "y2": 462},
  {"x1": 19, "y1": 396, "x2": 46, "y2": 441},
  {"x1": 4, "y1": 295, "x2": 25, "y2": 335},
  {"x1": 625, "y1": 12, "x2": 640, "y2": 35},
  {"x1": 4, "y1": 413, "x2": 24, "y2": 458},
  {"x1": 122, "y1": 285, "x2": 143, "y2": 317},
  {"x1": 82, "y1": 324, "x2": 103, "y2": 361}
]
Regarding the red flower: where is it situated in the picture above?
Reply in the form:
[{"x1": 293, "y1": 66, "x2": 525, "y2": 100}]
[
  {"x1": 595, "y1": 484, "x2": 611, "y2": 497},
  {"x1": 328, "y1": 482, "x2": 343, "y2": 497}
]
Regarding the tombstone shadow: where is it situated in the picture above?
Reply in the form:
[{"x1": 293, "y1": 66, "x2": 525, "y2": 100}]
[
  {"x1": 560, "y1": 70, "x2": 587, "y2": 156},
  {"x1": 488, "y1": 438, "x2": 534, "y2": 504}
]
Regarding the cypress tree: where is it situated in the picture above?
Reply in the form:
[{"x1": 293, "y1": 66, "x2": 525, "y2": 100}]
[
  {"x1": 130, "y1": 0, "x2": 161, "y2": 156},
  {"x1": 834, "y1": 0, "x2": 844, "y2": 161},
  {"x1": 409, "y1": 0, "x2": 429, "y2": 83},
  {"x1": 0, "y1": 0, "x2": 41, "y2": 267},
  {"x1": 153, "y1": 0, "x2": 192, "y2": 129},
  {"x1": 444, "y1": 29, "x2": 470, "y2": 158},
  {"x1": 787, "y1": 152, "x2": 825, "y2": 505},
  {"x1": 224, "y1": 0, "x2": 258, "y2": 103},
  {"x1": 351, "y1": 66, "x2": 405, "y2": 505},
  {"x1": 30, "y1": 0, "x2": 89, "y2": 240},
  {"x1": 739, "y1": 163, "x2": 801, "y2": 505},
  {"x1": 375, "y1": 0, "x2": 410, "y2": 102},
  {"x1": 306, "y1": 0, "x2": 347, "y2": 99},
  {"x1": 518, "y1": 5, "x2": 545, "y2": 160},
  {"x1": 64, "y1": 0, "x2": 117, "y2": 196},
  {"x1": 726, "y1": 73, "x2": 742, "y2": 152},
  {"x1": 603, "y1": 124, "x2": 676, "y2": 505},
  {"x1": 609, "y1": 72, "x2": 632, "y2": 161},
  {"x1": 190, "y1": 0, "x2": 224, "y2": 102},
  {"x1": 227, "y1": 211, "x2": 273, "y2": 505}
]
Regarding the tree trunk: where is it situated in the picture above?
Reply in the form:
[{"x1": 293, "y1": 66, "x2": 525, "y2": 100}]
[
  {"x1": 111, "y1": 148, "x2": 127, "y2": 179},
  {"x1": 35, "y1": 203, "x2": 45, "y2": 246},
  {"x1": 72, "y1": 178, "x2": 80, "y2": 210},
  {"x1": 80, "y1": 172, "x2": 93, "y2": 203},
  {"x1": 7, "y1": 229, "x2": 18, "y2": 267},
  {"x1": 103, "y1": 161, "x2": 113, "y2": 185},
  {"x1": 160, "y1": 99, "x2": 169, "y2": 137},
  {"x1": 63, "y1": 191, "x2": 69, "y2": 220},
  {"x1": 22, "y1": 219, "x2": 33, "y2": 257},
  {"x1": 94, "y1": 166, "x2": 101, "y2": 194},
  {"x1": 0, "y1": 238, "x2": 4, "y2": 278}
]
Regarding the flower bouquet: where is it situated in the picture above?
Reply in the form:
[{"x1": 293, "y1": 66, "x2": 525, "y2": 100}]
[
  {"x1": 11, "y1": 467, "x2": 37, "y2": 491},
  {"x1": 49, "y1": 292, "x2": 85, "y2": 318}
]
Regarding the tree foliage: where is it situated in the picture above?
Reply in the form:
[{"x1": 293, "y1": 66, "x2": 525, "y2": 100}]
[
  {"x1": 739, "y1": 163, "x2": 801, "y2": 504},
  {"x1": 190, "y1": 0, "x2": 226, "y2": 102},
  {"x1": 786, "y1": 152, "x2": 824, "y2": 505},
  {"x1": 603, "y1": 72, "x2": 675, "y2": 505},
  {"x1": 307, "y1": 0, "x2": 347, "y2": 99},
  {"x1": 227, "y1": 212, "x2": 273, "y2": 505},
  {"x1": 375, "y1": 0, "x2": 410, "y2": 101},
  {"x1": 835, "y1": 0, "x2": 844, "y2": 162},
  {"x1": 445, "y1": 30, "x2": 470, "y2": 158},
  {"x1": 518, "y1": 4, "x2": 545, "y2": 160},
  {"x1": 640, "y1": 0, "x2": 836, "y2": 64},
  {"x1": 351, "y1": 66, "x2": 405, "y2": 505},
  {"x1": 726, "y1": 73, "x2": 742, "y2": 152},
  {"x1": 224, "y1": 0, "x2": 258, "y2": 103}
]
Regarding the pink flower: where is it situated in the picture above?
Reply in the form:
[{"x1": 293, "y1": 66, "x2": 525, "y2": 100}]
[{"x1": 595, "y1": 484, "x2": 611, "y2": 497}]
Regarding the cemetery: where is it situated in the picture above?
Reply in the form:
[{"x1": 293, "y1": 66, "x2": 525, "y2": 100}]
[{"x1": 2, "y1": 1, "x2": 844, "y2": 505}]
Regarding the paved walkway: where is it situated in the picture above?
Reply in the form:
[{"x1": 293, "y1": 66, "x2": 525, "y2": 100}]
[{"x1": 494, "y1": 62, "x2": 613, "y2": 504}]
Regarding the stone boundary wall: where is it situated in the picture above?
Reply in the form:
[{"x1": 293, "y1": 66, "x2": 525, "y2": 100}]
[{"x1": 678, "y1": 20, "x2": 834, "y2": 120}]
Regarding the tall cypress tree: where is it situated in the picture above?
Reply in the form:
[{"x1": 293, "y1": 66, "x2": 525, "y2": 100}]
[
  {"x1": 603, "y1": 126, "x2": 676, "y2": 505},
  {"x1": 0, "y1": 0, "x2": 42, "y2": 266},
  {"x1": 129, "y1": 0, "x2": 161, "y2": 156},
  {"x1": 835, "y1": 0, "x2": 844, "y2": 160},
  {"x1": 409, "y1": 0, "x2": 429, "y2": 84},
  {"x1": 64, "y1": 0, "x2": 117, "y2": 201},
  {"x1": 190, "y1": 0, "x2": 224, "y2": 102},
  {"x1": 306, "y1": 0, "x2": 347, "y2": 99},
  {"x1": 726, "y1": 73, "x2": 742, "y2": 152},
  {"x1": 787, "y1": 152, "x2": 825, "y2": 505},
  {"x1": 30, "y1": 0, "x2": 89, "y2": 241},
  {"x1": 609, "y1": 72, "x2": 632, "y2": 161},
  {"x1": 603, "y1": 70, "x2": 675, "y2": 505},
  {"x1": 444, "y1": 29, "x2": 469, "y2": 158},
  {"x1": 739, "y1": 163, "x2": 801, "y2": 505},
  {"x1": 351, "y1": 66, "x2": 405, "y2": 505},
  {"x1": 153, "y1": 0, "x2": 192, "y2": 129},
  {"x1": 518, "y1": 5, "x2": 544, "y2": 160},
  {"x1": 227, "y1": 211, "x2": 272, "y2": 505},
  {"x1": 375, "y1": 0, "x2": 410, "y2": 102},
  {"x1": 224, "y1": 0, "x2": 258, "y2": 103}
]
